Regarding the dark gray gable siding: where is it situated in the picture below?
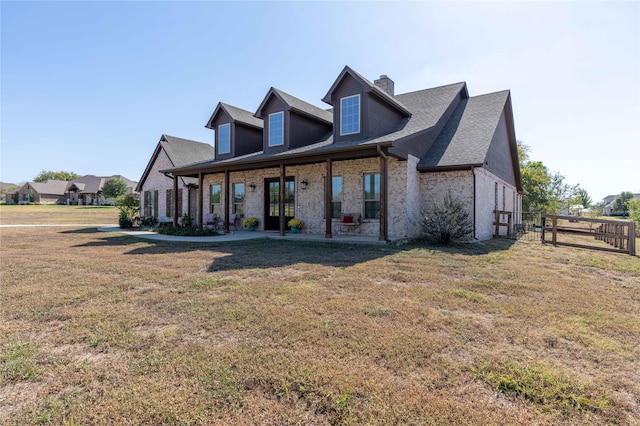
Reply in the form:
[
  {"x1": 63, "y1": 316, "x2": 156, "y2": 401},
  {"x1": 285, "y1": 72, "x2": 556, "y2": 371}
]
[
  {"x1": 234, "y1": 123, "x2": 263, "y2": 157},
  {"x1": 368, "y1": 95, "x2": 406, "y2": 138},
  {"x1": 484, "y1": 111, "x2": 516, "y2": 186},
  {"x1": 211, "y1": 109, "x2": 235, "y2": 160},
  {"x1": 330, "y1": 74, "x2": 366, "y2": 142},
  {"x1": 261, "y1": 96, "x2": 289, "y2": 153},
  {"x1": 289, "y1": 110, "x2": 332, "y2": 149}
]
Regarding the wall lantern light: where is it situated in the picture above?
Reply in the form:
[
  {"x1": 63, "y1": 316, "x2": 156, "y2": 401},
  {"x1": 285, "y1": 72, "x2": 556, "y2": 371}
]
[
  {"x1": 301, "y1": 179, "x2": 309, "y2": 189},
  {"x1": 249, "y1": 183, "x2": 257, "y2": 192}
]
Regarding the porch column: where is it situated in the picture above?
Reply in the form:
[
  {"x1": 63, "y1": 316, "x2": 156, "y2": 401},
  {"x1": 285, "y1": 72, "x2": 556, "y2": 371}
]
[
  {"x1": 224, "y1": 170, "x2": 230, "y2": 233},
  {"x1": 198, "y1": 172, "x2": 203, "y2": 228},
  {"x1": 378, "y1": 146, "x2": 388, "y2": 242},
  {"x1": 279, "y1": 163, "x2": 286, "y2": 236},
  {"x1": 172, "y1": 175, "x2": 178, "y2": 227},
  {"x1": 325, "y1": 158, "x2": 332, "y2": 238}
]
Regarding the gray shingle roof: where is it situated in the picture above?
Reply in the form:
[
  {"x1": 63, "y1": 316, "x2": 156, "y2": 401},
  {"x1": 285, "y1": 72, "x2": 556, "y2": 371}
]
[
  {"x1": 418, "y1": 90, "x2": 510, "y2": 169},
  {"x1": 321, "y1": 65, "x2": 411, "y2": 116},
  {"x1": 29, "y1": 180, "x2": 69, "y2": 195},
  {"x1": 208, "y1": 103, "x2": 263, "y2": 129},
  {"x1": 255, "y1": 87, "x2": 333, "y2": 124},
  {"x1": 161, "y1": 135, "x2": 216, "y2": 168},
  {"x1": 166, "y1": 82, "x2": 468, "y2": 171}
]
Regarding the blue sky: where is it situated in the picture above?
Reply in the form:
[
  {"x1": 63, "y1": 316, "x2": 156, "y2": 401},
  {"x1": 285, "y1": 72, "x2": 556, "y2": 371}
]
[{"x1": 1, "y1": 1, "x2": 638, "y2": 202}]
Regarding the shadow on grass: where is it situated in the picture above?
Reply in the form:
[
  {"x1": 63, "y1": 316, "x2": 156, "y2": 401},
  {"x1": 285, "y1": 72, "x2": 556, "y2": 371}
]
[{"x1": 69, "y1": 228, "x2": 518, "y2": 271}]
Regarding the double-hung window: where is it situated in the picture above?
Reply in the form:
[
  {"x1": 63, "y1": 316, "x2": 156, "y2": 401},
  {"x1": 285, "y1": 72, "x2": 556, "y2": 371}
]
[
  {"x1": 340, "y1": 94, "x2": 360, "y2": 135},
  {"x1": 331, "y1": 176, "x2": 343, "y2": 219},
  {"x1": 210, "y1": 184, "x2": 221, "y2": 216},
  {"x1": 233, "y1": 183, "x2": 245, "y2": 216},
  {"x1": 218, "y1": 123, "x2": 230, "y2": 154},
  {"x1": 363, "y1": 173, "x2": 380, "y2": 219},
  {"x1": 268, "y1": 112, "x2": 284, "y2": 147}
]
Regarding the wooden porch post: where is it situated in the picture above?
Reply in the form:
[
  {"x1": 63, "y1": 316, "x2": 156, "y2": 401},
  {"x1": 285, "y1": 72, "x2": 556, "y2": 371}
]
[
  {"x1": 172, "y1": 175, "x2": 178, "y2": 227},
  {"x1": 224, "y1": 170, "x2": 230, "y2": 233},
  {"x1": 378, "y1": 146, "x2": 388, "y2": 242},
  {"x1": 279, "y1": 163, "x2": 286, "y2": 236},
  {"x1": 197, "y1": 172, "x2": 203, "y2": 228},
  {"x1": 325, "y1": 158, "x2": 333, "y2": 238}
]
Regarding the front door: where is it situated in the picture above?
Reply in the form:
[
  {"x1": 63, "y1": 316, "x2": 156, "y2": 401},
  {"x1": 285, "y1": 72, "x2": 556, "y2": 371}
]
[{"x1": 264, "y1": 177, "x2": 295, "y2": 230}]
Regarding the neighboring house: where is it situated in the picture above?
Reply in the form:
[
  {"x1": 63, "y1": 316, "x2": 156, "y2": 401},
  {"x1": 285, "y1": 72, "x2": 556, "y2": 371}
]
[
  {"x1": 0, "y1": 182, "x2": 18, "y2": 203},
  {"x1": 9, "y1": 175, "x2": 138, "y2": 205},
  {"x1": 14, "y1": 180, "x2": 69, "y2": 204},
  {"x1": 136, "y1": 134, "x2": 216, "y2": 222},
  {"x1": 153, "y1": 65, "x2": 522, "y2": 241},
  {"x1": 603, "y1": 193, "x2": 640, "y2": 216}
]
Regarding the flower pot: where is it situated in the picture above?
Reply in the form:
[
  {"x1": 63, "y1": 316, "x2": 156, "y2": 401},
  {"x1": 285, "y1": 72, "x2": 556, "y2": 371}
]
[
  {"x1": 248, "y1": 226, "x2": 255, "y2": 232},
  {"x1": 291, "y1": 227, "x2": 298, "y2": 233}
]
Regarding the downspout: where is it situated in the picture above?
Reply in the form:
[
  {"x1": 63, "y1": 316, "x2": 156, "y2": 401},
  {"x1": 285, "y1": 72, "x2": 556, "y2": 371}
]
[
  {"x1": 472, "y1": 167, "x2": 477, "y2": 240},
  {"x1": 377, "y1": 145, "x2": 389, "y2": 242}
]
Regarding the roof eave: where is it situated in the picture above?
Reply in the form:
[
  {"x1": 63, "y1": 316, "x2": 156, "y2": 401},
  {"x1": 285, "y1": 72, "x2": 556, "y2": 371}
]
[{"x1": 417, "y1": 163, "x2": 483, "y2": 173}]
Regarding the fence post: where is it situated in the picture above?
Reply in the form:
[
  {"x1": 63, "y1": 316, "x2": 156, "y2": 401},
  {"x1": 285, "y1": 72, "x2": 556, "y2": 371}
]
[
  {"x1": 629, "y1": 222, "x2": 636, "y2": 256},
  {"x1": 552, "y1": 215, "x2": 558, "y2": 246}
]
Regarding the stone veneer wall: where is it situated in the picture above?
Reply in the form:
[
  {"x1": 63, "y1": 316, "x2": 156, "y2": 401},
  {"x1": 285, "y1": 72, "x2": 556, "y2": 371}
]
[
  {"x1": 139, "y1": 148, "x2": 190, "y2": 223},
  {"x1": 201, "y1": 158, "x2": 416, "y2": 237},
  {"x1": 473, "y1": 167, "x2": 519, "y2": 239}
]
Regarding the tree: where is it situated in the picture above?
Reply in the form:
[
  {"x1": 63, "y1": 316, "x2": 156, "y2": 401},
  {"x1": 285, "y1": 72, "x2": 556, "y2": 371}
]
[
  {"x1": 117, "y1": 193, "x2": 140, "y2": 228},
  {"x1": 33, "y1": 170, "x2": 79, "y2": 182},
  {"x1": 102, "y1": 178, "x2": 128, "y2": 200},
  {"x1": 627, "y1": 199, "x2": 640, "y2": 236},
  {"x1": 572, "y1": 187, "x2": 592, "y2": 209},
  {"x1": 612, "y1": 192, "x2": 634, "y2": 216}
]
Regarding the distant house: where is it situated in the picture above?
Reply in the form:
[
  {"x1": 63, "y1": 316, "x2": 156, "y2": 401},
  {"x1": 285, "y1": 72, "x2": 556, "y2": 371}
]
[
  {"x1": 14, "y1": 180, "x2": 69, "y2": 204},
  {"x1": 9, "y1": 175, "x2": 137, "y2": 205},
  {"x1": 143, "y1": 66, "x2": 522, "y2": 241},
  {"x1": 67, "y1": 175, "x2": 137, "y2": 206},
  {"x1": 604, "y1": 193, "x2": 640, "y2": 216},
  {"x1": 136, "y1": 134, "x2": 216, "y2": 222}
]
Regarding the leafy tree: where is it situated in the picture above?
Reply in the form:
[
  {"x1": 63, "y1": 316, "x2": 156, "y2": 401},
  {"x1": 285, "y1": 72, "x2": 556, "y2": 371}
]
[
  {"x1": 612, "y1": 192, "x2": 634, "y2": 216},
  {"x1": 627, "y1": 199, "x2": 640, "y2": 236},
  {"x1": 422, "y1": 193, "x2": 473, "y2": 244},
  {"x1": 572, "y1": 187, "x2": 592, "y2": 209},
  {"x1": 102, "y1": 178, "x2": 128, "y2": 200},
  {"x1": 117, "y1": 193, "x2": 140, "y2": 228},
  {"x1": 33, "y1": 170, "x2": 79, "y2": 182},
  {"x1": 588, "y1": 201, "x2": 605, "y2": 218}
]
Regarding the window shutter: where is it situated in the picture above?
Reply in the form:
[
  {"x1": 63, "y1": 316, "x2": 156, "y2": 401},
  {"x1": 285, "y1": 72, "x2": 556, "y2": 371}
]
[
  {"x1": 144, "y1": 191, "x2": 149, "y2": 214},
  {"x1": 166, "y1": 189, "x2": 172, "y2": 217},
  {"x1": 153, "y1": 190, "x2": 158, "y2": 217},
  {"x1": 177, "y1": 188, "x2": 183, "y2": 214}
]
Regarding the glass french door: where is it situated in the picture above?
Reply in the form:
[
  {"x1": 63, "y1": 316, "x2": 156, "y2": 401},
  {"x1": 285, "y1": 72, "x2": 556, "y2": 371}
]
[{"x1": 264, "y1": 177, "x2": 295, "y2": 230}]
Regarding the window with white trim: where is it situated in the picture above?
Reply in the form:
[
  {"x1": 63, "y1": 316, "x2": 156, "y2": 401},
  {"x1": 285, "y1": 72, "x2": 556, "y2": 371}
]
[
  {"x1": 340, "y1": 94, "x2": 360, "y2": 135},
  {"x1": 363, "y1": 173, "x2": 380, "y2": 219},
  {"x1": 210, "y1": 184, "x2": 221, "y2": 215},
  {"x1": 268, "y1": 112, "x2": 284, "y2": 147},
  {"x1": 233, "y1": 183, "x2": 245, "y2": 216},
  {"x1": 331, "y1": 176, "x2": 343, "y2": 219},
  {"x1": 218, "y1": 123, "x2": 230, "y2": 154}
]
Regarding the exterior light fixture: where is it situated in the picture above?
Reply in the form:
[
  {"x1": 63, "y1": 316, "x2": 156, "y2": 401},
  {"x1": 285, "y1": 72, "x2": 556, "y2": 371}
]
[
  {"x1": 301, "y1": 179, "x2": 309, "y2": 189},
  {"x1": 249, "y1": 183, "x2": 257, "y2": 192}
]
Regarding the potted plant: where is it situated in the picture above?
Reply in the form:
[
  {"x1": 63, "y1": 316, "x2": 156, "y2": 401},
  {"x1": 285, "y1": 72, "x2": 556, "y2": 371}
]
[
  {"x1": 242, "y1": 217, "x2": 259, "y2": 231},
  {"x1": 181, "y1": 213, "x2": 193, "y2": 228},
  {"x1": 287, "y1": 218, "x2": 304, "y2": 233}
]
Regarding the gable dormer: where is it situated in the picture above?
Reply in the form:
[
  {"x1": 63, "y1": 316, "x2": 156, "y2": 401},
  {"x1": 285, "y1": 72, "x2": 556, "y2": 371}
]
[
  {"x1": 322, "y1": 66, "x2": 412, "y2": 143},
  {"x1": 205, "y1": 102, "x2": 263, "y2": 159},
  {"x1": 254, "y1": 88, "x2": 332, "y2": 152}
]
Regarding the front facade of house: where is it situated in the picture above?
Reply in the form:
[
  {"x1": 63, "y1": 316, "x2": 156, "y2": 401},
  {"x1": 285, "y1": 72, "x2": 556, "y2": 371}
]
[{"x1": 143, "y1": 66, "x2": 522, "y2": 241}]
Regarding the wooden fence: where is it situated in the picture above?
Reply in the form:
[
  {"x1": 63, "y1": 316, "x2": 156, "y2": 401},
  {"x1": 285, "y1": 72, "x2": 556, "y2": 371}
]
[{"x1": 541, "y1": 215, "x2": 636, "y2": 256}]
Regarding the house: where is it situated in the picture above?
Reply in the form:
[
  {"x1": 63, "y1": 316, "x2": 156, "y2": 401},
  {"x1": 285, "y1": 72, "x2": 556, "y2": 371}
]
[
  {"x1": 67, "y1": 175, "x2": 138, "y2": 205},
  {"x1": 10, "y1": 175, "x2": 138, "y2": 205},
  {"x1": 14, "y1": 180, "x2": 69, "y2": 204},
  {"x1": 147, "y1": 65, "x2": 522, "y2": 241},
  {"x1": 603, "y1": 193, "x2": 640, "y2": 216},
  {"x1": 136, "y1": 134, "x2": 216, "y2": 222}
]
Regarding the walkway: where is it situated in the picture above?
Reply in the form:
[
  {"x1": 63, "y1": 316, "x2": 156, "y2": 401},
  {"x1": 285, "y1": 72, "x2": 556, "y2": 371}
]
[{"x1": 97, "y1": 227, "x2": 396, "y2": 245}]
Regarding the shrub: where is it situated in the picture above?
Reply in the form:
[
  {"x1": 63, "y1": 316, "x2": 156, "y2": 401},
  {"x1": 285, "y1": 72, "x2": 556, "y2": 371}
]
[
  {"x1": 119, "y1": 210, "x2": 133, "y2": 229},
  {"x1": 180, "y1": 213, "x2": 193, "y2": 227},
  {"x1": 287, "y1": 218, "x2": 304, "y2": 229},
  {"x1": 156, "y1": 225, "x2": 219, "y2": 237},
  {"x1": 139, "y1": 216, "x2": 158, "y2": 227},
  {"x1": 242, "y1": 217, "x2": 259, "y2": 228},
  {"x1": 422, "y1": 193, "x2": 473, "y2": 244}
]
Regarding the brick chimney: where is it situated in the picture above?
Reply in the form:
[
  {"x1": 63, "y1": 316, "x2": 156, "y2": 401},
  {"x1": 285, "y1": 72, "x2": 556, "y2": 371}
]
[{"x1": 374, "y1": 74, "x2": 394, "y2": 96}]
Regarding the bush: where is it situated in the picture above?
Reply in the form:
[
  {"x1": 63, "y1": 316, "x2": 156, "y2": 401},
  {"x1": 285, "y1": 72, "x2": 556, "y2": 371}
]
[
  {"x1": 139, "y1": 216, "x2": 158, "y2": 227},
  {"x1": 422, "y1": 193, "x2": 473, "y2": 244},
  {"x1": 156, "y1": 224, "x2": 219, "y2": 237},
  {"x1": 119, "y1": 210, "x2": 133, "y2": 229}
]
